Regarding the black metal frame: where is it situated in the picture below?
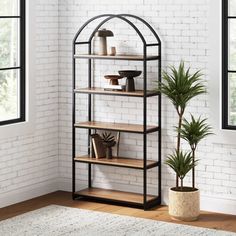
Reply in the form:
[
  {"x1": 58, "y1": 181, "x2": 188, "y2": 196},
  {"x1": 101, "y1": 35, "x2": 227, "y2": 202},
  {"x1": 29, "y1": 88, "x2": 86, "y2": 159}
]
[
  {"x1": 72, "y1": 14, "x2": 162, "y2": 210},
  {"x1": 222, "y1": 0, "x2": 236, "y2": 129},
  {"x1": 0, "y1": 0, "x2": 26, "y2": 126}
]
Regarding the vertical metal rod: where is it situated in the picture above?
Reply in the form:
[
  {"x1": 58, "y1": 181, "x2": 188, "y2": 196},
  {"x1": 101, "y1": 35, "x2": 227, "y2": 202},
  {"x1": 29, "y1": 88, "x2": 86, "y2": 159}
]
[
  {"x1": 158, "y1": 44, "x2": 162, "y2": 202},
  {"x1": 143, "y1": 44, "x2": 147, "y2": 209},
  {"x1": 88, "y1": 42, "x2": 92, "y2": 188},
  {"x1": 20, "y1": 0, "x2": 26, "y2": 122},
  {"x1": 72, "y1": 44, "x2": 76, "y2": 198},
  {"x1": 222, "y1": 0, "x2": 229, "y2": 128}
]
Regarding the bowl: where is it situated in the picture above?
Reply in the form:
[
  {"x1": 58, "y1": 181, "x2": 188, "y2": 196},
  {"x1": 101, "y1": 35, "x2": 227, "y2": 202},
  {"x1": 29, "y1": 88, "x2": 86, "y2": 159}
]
[
  {"x1": 118, "y1": 70, "x2": 142, "y2": 78},
  {"x1": 104, "y1": 75, "x2": 123, "y2": 85}
]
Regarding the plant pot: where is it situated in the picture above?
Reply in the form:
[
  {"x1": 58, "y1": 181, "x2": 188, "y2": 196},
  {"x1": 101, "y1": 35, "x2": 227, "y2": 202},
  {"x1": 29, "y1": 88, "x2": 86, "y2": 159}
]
[{"x1": 169, "y1": 187, "x2": 200, "y2": 221}]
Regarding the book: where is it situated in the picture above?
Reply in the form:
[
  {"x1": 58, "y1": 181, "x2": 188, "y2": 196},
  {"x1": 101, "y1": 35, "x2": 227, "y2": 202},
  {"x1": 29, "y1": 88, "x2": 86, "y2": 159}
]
[
  {"x1": 104, "y1": 84, "x2": 125, "y2": 91},
  {"x1": 91, "y1": 134, "x2": 106, "y2": 159}
]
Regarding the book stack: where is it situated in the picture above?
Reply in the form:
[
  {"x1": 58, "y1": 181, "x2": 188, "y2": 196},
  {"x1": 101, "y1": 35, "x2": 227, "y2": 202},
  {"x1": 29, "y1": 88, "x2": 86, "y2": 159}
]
[
  {"x1": 90, "y1": 134, "x2": 105, "y2": 159},
  {"x1": 104, "y1": 84, "x2": 126, "y2": 91}
]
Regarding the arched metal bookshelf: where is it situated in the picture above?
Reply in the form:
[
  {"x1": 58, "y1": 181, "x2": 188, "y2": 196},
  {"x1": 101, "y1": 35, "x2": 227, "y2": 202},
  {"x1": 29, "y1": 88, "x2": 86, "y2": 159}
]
[{"x1": 72, "y1": 14, "x2": 162, "y2": 210}]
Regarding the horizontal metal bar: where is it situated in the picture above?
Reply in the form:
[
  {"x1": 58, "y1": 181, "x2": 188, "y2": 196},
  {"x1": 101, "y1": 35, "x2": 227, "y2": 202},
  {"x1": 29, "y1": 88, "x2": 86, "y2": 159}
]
[
  {"x1": 75, "y1": 125, "x2": 160, "y2": 134},
  {"x1": 0, "y1": 66, "x2": 20, "y2": 71},
  {"x1": 146, "y1": 196, "x2": 161, "y2": 209},
  {"x1": 147, "y1": 161, "x2": 160, "y2": 169},
  {"x1": 146, "y1": 43, "x2": 159, "y2": 46},
  {"x1": 75, "y1": 160, "x2": 144, "y2": 170},
  {"x1": 74, "y1": 195, "x2": 144, "y2": 209},
  {"x1": 228, "y1": 70, "x2": 236, "y2": 73},
  {"x1": 0, "y1": 16, "x2": 20, "y2": 18},
  {"x1": 75, "y1": 41, "x2": 90, "y2": 45},
  {"x1": 73, "y1": 194, "x2": 160, "y2": 209},
  {"x1": 146, "y1": 127, "x2": 160, "y2": 134},
  {"x1": 75, "y1": 159, "x2": 160, "y2": 170},
  {"x1": 74, "y1": 89, "x2": 160, "y2": 98},
  {"x1": 75, "y1": 126, "x2": 146, "y2": 134},
  {"x1": 228, "y1": 16, "x2": 236, "y2": 19}
]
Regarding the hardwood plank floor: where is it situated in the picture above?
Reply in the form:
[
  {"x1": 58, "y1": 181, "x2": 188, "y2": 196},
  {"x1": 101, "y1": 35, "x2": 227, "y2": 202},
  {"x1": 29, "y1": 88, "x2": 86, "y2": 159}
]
[{"x1": 1, "y1": 191, "x2": 236, "y2": 233}]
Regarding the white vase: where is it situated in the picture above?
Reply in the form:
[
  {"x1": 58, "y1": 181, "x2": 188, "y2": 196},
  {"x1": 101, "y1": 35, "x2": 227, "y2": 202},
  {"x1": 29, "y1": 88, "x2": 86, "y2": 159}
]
[
  {"x1": 169, "y1": 188, "x2": 200, "y2": 221},
  {"x1": 99, "y1": 37, "x2": 107, "y2": 55}
]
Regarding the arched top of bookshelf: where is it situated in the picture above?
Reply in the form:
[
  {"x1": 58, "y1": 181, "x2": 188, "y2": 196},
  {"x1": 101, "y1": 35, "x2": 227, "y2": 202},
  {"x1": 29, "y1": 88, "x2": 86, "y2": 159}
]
[{"x1": 73, "y1": 14, "x2": 161, "y2": 45}]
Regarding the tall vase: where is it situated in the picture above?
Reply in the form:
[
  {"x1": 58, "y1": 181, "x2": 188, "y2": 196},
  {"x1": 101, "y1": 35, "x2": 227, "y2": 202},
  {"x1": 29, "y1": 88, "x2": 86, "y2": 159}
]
[{"x1": 99, "y1": 37, "x2": 107, "y2": 55}]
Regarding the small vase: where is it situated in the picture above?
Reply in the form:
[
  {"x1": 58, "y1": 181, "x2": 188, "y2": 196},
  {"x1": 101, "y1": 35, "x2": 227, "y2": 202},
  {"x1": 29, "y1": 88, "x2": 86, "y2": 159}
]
[{"x1": 106, "y1": 147, "x2": 112, "y2": 159}]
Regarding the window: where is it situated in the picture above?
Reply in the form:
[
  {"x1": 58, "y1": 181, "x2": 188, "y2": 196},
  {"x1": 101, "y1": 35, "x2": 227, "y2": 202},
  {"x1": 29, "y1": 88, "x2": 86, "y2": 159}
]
[{"x1": 0, "y1": 0, "x2": 25, "y2": 126}]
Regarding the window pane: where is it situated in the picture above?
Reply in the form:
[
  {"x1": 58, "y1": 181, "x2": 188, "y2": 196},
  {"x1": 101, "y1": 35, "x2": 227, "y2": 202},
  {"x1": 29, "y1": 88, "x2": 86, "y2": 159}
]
[
  {"x1": 228, "y1": 73, "x2": 236, "y2": 125},
  {"x1": 229, "y1": 0, "x2": 236, "y2": 16},
  {"x1": 0, "y1": 0, "x2": 18, "y2": 16},
  {"x1": 0, "y1": 19, "x2": 19, "y2": 68},
  {"x1": 0, "y1": 69, "x2": 19, "y2": 121}
]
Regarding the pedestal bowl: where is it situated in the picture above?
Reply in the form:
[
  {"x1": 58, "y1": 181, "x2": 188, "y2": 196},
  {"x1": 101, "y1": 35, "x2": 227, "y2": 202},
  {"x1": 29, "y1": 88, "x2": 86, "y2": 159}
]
[{"x1": 118, "y1": 70, "x2": 142, "y2": 92}]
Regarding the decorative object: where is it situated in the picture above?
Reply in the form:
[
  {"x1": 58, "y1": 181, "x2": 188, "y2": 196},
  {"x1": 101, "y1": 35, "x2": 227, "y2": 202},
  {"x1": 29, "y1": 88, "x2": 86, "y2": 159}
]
[
  {"x1": 118, "y1": 70, "x2": 142, "y2": 92},
  {"x1": 109, "y1": 46, "x2": 116, "y2": 56},
  {"x1": 91, "y1": 134, "x2": 106, "y2": 159},
  {"x1": 104, "y1": 75, "x2": 123, "y2": 85},
  {"x1": 1, "y1": 205, "x2": 235, "y2": 236},
  {"x1": 157, "y1": 62, "x2": 213, "y2": 221},
  {"x1": 101, "y1": 132, "x2": 116, "y2": 159},
  {"x1": 95, "y1": 28, "x2": 114, "y2": 55}
]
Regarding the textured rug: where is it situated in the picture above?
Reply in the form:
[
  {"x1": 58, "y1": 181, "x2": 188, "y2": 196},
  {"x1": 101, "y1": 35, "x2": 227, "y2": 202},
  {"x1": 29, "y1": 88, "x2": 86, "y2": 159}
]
[{"x1": 0, "y1": 205, "x2": 235, "y2": 236}]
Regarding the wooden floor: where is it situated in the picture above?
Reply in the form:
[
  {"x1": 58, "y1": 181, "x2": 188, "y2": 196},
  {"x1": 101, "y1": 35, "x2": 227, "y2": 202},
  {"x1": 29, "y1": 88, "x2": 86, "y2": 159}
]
[{"x1": 1, "y1": 191, "x2": 236, "y2": 233}]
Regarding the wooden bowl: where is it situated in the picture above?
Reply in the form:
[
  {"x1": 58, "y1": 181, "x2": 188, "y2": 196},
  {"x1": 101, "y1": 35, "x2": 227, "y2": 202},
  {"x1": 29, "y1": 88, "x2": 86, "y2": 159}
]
[{"x1": 104, "y1": 75, "x2": 123, "y2": 85}]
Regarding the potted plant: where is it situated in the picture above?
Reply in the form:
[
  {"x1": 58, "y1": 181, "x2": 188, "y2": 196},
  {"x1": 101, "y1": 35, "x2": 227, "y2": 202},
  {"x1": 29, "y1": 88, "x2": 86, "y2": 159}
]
[{"x1": 158, "y1": 62, "x2": 213, "y2": 221}]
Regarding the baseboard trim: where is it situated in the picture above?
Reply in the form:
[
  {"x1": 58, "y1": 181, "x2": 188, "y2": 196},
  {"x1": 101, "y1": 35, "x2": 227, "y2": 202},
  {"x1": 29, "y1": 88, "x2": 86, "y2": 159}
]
[
  {"x1": 200, "y1": 195, "x2": 236, "y2": 215},
  {"x1": 0, "y1": 180, "x2": 58, "y2": 208}
]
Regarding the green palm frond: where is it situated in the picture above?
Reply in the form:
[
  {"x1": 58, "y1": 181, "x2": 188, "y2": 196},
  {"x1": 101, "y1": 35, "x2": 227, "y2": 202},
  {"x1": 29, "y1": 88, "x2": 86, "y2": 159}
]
[
  {"x1": 157, "y1": 62, "x2": 206, "y2": 114},
  {"x1": 165, "y1": 150, "x2": 197, "y2": 180},
  {"x1": 180, "y1": 115, "x2": 213, "y2": 150}
]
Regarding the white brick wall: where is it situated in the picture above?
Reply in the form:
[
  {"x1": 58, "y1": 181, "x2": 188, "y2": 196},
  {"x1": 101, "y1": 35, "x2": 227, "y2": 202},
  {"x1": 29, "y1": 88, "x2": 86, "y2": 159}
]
[
  {"x1": 58, "y1": 0, "x2": 236, "y2": 214},
  {"x1": 1, "y1": 0, "x2": 236, "y2": 214},
  {"x1": 0, "y1": 0, "x2": 59, "y2": 207}
]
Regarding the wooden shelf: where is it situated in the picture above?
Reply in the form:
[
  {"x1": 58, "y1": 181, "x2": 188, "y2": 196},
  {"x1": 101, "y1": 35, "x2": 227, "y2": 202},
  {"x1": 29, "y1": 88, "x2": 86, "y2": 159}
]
[
  {"x1": 74, "y1": 54, "x2": 160, "y2": 61},
  {"x1": 74, "y1": 121, "x2": 159, "y2": 133},
  {"x1": 75, "y1": 187, "x2": 157, "y2": 205},
  {"x1": 74, "y1": 87, "x2": 159, "y2": 97},
  {"x1": 74, "y1": 155, "x2": 159, "y2": 169}
]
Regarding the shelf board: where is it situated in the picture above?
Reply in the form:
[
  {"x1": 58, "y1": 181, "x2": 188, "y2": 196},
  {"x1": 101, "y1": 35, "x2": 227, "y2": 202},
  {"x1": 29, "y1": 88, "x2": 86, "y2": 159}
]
[
  {"x1": 74, "y1": 121, "x2": 159, "y2": 133},
  {"x1": 75, "y1": 187, "x2": 157, "y2": 205},
  {"x1": 74, "y1": 87, "x2": 159, "y2": 97},
  {"x1": 74, "y1": 54, "x2": 160, "y2": 61},
  {"x1": 74, "y1": 155, "x2": 159, "y2": 169}
]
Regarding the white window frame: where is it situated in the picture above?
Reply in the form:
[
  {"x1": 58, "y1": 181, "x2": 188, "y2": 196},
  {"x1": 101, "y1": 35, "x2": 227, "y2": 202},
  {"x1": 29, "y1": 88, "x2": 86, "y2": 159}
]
[{"x1": 0, "y1": 0, "x2": 36, "y2": 139}]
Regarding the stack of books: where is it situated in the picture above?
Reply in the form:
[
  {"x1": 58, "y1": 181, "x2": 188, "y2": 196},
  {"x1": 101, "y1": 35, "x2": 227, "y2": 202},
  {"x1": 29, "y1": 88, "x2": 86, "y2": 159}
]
[
  {"x1": 90, "y1": 134, "x2": 105, "y2": 159},
  {"x1": 104, "y1": 84, "x2": 126, "y2": 91}
]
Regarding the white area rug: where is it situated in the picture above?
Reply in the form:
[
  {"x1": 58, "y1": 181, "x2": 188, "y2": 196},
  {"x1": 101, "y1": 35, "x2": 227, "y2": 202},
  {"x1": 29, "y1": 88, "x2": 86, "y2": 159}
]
[{"x1": 0, "y1": 205, "x2": 235, "y2": 236}]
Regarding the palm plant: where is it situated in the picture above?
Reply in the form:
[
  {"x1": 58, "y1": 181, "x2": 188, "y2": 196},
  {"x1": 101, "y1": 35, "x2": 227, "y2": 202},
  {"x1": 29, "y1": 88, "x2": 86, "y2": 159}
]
[
  {"x1": 179, "y1": 115, "x2": 213, "y2": 189},
  {"x1": 165, "y1": 150, "x2": 198, "y2": 191},
  {"x1": 158, "y1": 62, "x2": 206, "y2": 187}
]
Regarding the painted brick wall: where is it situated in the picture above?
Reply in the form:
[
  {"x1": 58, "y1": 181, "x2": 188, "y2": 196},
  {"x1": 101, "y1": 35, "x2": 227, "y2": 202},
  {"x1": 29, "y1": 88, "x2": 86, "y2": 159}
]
[
  {"x1": 1, "y1": 0, "x2": 236, "y2": 214},
  {"x1": 0, "y1": 0, "x2": 59, "y2": 207},
  {"x1": 58, "y1": 0, "x2": 236, "y2": 214}
]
